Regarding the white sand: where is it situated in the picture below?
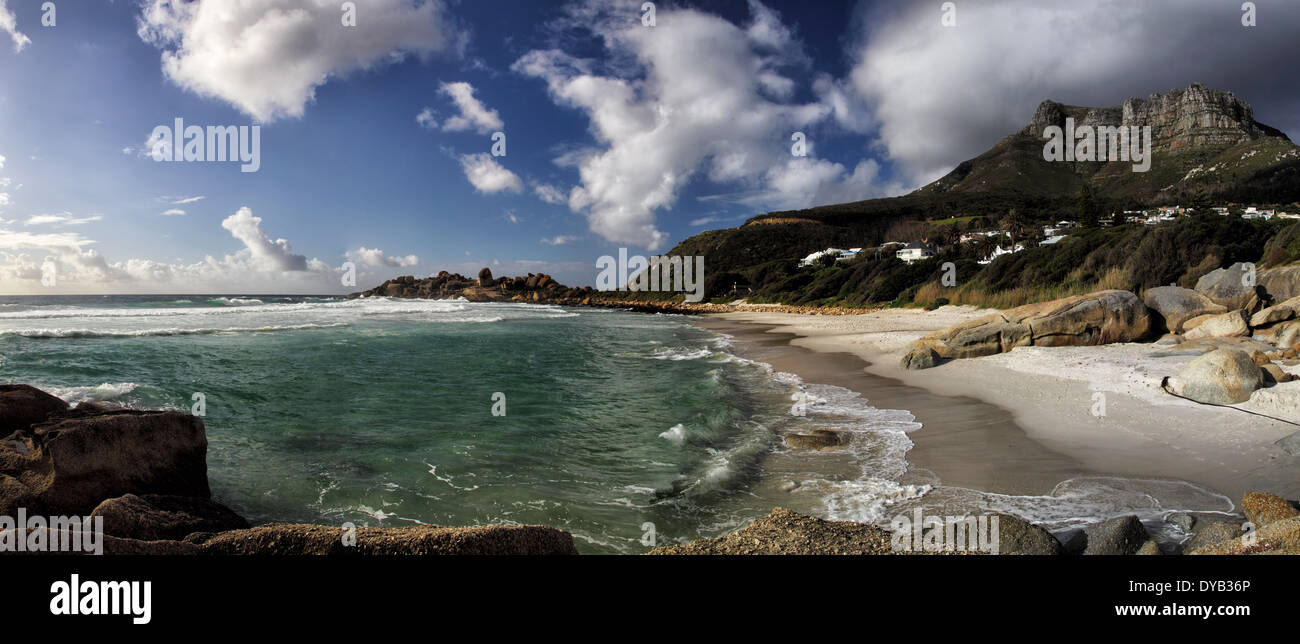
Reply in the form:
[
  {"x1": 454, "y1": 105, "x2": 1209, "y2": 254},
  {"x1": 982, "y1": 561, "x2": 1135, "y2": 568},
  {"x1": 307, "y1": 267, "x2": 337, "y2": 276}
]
[{"x1": 711, "y1": 306, "x2": 1300, "y2": 501}]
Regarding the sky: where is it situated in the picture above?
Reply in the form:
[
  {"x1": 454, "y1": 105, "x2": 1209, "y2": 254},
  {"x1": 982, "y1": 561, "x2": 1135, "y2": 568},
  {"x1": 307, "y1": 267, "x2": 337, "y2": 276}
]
[{"x1": 0, "y1": 0, "x2": 1297, "y2": 294}]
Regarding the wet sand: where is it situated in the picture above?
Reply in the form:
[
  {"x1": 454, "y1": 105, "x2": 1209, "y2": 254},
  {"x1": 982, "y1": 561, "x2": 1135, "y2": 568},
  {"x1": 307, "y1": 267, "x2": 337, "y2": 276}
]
[{"x1": 697, "y1": 318, "x2": 1095, "y2": 496}]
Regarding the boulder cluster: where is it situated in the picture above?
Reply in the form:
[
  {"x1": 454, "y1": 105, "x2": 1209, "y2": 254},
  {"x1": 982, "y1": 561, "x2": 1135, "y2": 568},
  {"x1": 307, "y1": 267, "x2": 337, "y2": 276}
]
[
  {"x1": 901, "y1": 262, "x2": 1300, "y2": 409},
  {"x1": 1, "y1": 384, "x2": 577, "y2": 555},
  {"x1": 348, "y1": 269, "x2": 592, "y2": 304}
]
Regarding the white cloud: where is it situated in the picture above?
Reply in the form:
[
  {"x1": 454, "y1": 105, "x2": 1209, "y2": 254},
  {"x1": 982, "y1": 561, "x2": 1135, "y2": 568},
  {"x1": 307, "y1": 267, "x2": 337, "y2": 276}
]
[
  {"x1": 162, "y1": 209, "x2": 186, "y2": 216},
  {"x1": 540, "y1": 235, "x2": 579, "y2": 246},
  {"x1": 170, "y1": 195, "x2": 205, "y2": 205},
  {"x1": 220, "y1": 207, "x2": 308, "y2": 271},
  {"x1": 346, "y1": 246, "x2": 419, "y2": 268},
  {"x1": 513, "y1": 1, "x2": 892, "y2": 250},
  {"x1": 416, "y1": 107, "x2": 437, "y2": 129},
  {"x1": 25, "y1": 213, "x2": 103, "y2": 226},
  {"x1": 0, "y1": 207, "x2": 343, "y2": 293},
  {"x1": 458, "y1": 153, "x2": 523, "y2": 193},
  {"x1": 0, "y1": 0, "x2": 30, "y2": 53},
  {"x1": 531, "y1": 182, "x2": 567, "y2": 205},
  {"x1": 136, "y1": 0, "x2": 466, "y2": 122},
  {"x1": 436, "y1": 81, "x2": 504, "y2": 134}
]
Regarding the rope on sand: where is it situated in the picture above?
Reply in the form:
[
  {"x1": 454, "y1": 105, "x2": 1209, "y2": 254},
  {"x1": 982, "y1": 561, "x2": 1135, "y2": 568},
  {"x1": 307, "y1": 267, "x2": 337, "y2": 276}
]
[{"x1": 1159, "y1": 376, "x2": 1300, "y2": 428}]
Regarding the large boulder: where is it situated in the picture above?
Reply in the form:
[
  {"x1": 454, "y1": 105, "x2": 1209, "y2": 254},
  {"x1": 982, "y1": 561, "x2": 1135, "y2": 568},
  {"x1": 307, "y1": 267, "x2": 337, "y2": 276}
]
[
  {"x1": 1082, "y1": 515, "x2": 1149, "y2": 555},
  {"x1": 1249, "y1": 295, "x2": 1300, "y2": 328},
  {"x1": 1142, "y1": 286, "x2": 1227, "y2": 333},
  {"x1": 0, "y1": 384, "x2": 69, "y2": 435},
  {"x1": 90, "y1": 493, "x2": 248, "y2": 541},
  {"x1": 477, "y1": 266, "x2": 494, "y2": 287},
  {"x1": 1241, "y1": 491, "x2": 1300, "y2": 528},
  {"x1": 907, "y1": 290, "x2": 1154, "y2": 363},
  {"x1": 1, "y1": 409, "x2": 210, "y2": 516},
  {"x1": 648, "y1": 507, "x2": 897, "y2": 555},
  {"x1": 899, "y1": 345, "x2": 938, "y2": 370},
  {"x1": 1168, "y1": 348, "x2": 1263, "y2": 404},
  {"x1": 192, "y1": 523, "x2": 579, "y2": 555},
  {"x1": 1183, "y1": 310, "x2": 1250, "y2": 339},
  {"x1": 784, "y1": 429, "x2": 849, "y2": 450},
  {"x1": 1260, "y1": 266, "x2": 1300, "y2": 301},
  {"x1": 993, "y1": 513, "x2": 1066, "y2": 555},
  {"x1": 1194, "y1": 262, "x2": 1263, "y2": 311},
  {"x1": 1190, "y1": 515, "x2": 1300, "y2": 555}
]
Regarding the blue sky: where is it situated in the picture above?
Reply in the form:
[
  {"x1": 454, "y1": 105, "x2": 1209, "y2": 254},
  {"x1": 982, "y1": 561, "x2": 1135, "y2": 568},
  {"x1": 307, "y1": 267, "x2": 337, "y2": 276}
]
[{"x1": 0, "y1": 0, "x2": 1297, "y2": 294}]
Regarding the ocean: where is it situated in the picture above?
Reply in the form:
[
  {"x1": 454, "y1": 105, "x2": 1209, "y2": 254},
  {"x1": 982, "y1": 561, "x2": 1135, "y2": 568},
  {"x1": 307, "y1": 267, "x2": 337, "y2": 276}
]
[{"x1": 0, "y1": 295, "x2": 1234, "y2": 552}]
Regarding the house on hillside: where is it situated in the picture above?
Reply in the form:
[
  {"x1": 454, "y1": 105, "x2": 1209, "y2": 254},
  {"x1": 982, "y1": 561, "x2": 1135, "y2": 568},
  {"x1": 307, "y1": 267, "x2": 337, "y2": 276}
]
[
  {"x1": 978, "y1": 243, "x2": 1025, "y2": 264},
  {"x1": 799, "y1": 248, "x2": 849, "y2": 267},
  {"x1": 896, "y1": 242, "x2": 935, "y2": 264},
  {"x1": 1243, "y1": 207, "x2": 1275, "y2": 220}
]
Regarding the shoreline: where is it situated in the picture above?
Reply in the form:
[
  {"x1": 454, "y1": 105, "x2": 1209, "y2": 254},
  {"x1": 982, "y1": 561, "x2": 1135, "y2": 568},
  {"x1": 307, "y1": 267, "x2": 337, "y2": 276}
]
[{"x1": 694, "y1": 307, "x2": 1300, "y2": 528}]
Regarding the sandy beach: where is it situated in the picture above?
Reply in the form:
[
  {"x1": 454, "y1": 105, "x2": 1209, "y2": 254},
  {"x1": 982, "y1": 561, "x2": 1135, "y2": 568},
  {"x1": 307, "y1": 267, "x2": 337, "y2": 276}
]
[{"x1": 698, "y1": 306, "x2": 1300, "y2": 527}]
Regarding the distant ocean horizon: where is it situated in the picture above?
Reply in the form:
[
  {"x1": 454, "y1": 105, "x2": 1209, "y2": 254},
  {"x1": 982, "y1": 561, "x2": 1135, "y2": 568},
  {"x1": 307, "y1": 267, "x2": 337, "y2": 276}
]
[{"x1": 0, "y1": 294, "x2": 1230, "y2": 552}]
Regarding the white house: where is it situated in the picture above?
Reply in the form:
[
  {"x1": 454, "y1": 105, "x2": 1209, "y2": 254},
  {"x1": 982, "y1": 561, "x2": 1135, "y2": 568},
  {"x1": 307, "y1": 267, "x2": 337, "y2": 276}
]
[
  {"x1": 1244, "y1": 207, "x2": 1275, "y2": 220},
  {"x1": 799, "y1": 248, "x2": 847, "y2": 267},
  {"x1": 978, "y1": 243, "x2": 1025, "y2": 264},
  {"x1": 896, "y1": 242, "x2": 935, "y2": 264}
]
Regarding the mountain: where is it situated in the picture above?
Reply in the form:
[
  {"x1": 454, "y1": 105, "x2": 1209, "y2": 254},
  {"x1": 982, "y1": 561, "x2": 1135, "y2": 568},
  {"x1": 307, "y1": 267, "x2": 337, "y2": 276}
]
[
  {"x1": 918, "y1": 83, "x2": 1299, "y2": 202},
  {"x1": 664, "y1": 84, "x2": 1300, "y2": 285}
]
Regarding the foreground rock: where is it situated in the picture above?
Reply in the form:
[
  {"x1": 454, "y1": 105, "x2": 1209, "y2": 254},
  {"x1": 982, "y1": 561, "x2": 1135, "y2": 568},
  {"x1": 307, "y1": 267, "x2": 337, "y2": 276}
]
[
  {"x1": 648, "y1": 508, "x2": 1062, "y2": 555},
  {"x1": 1182, "y1": 310, "x2": 1250, "y2": 339},
  {"x1": 1, "y1": 409, "x2": 210, "y2": 516},
  {"x1": 1142, "y1": 286, "x2": 1227, "y2": 334},
  {"x1": 784, "y1": 430, "x2": 849, "y2": 449},
  {"x1": 1241, "y1": 491, "x2": 1300, "y2": 528},
  {"x1": 190, "y1": 523, "x2": 578, "y2": 555},
  {"x1": 1167, "y1": 348, "x2": 1264, "y2": 404},
  {"x1": 1082, "y1": 515, "x2": 1149, "y2": 555},
  {"x1": 904, "y1": 290, "x2": 1154, "y2": 366},
  {"x1": 90, "y1": 494, "x2": 249, "y2": 541},
  {"x1": 1260, "y1": 266, "x2": 1300, "y2": 301},
  {"x1": 0, "y1": 385, "x2": 69, "y2": 435}
]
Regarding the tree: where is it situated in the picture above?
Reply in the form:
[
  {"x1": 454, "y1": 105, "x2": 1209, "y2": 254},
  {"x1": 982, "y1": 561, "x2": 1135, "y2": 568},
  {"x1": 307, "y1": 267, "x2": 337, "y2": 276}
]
[{"x1": 1079, "y1": 184, "x2": 1099, "y2": 228}]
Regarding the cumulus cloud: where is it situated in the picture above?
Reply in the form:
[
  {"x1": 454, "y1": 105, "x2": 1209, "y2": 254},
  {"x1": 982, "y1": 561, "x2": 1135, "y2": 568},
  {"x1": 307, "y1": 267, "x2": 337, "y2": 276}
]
[
  {"x1": 513, "y1": 0, "x2": 892, "y2": 250},
  {"x1": 436, "y1": 81, "x2": 504, "y2": 133},
  {"x1": 844, "y1": 0, "x2": 1300, "y2": 187},
  {"x1": 136, "y1": 0, "x2": 466, "y2": 122},
  {"x1": 346, "y1": 246, "x2": 420, "y2": 268},
  {"x1": 220, "y1": 207, "x2": 309, "y2": 271},
  {"x1": 416, "y1": 107, "x2": 437, "y2": 129},
  {"x1": 0, "y1": 207, "x2": 343, "y2": 293},
  {"x1": 458, "y1": 153, "x2": 523, "y2": 193},
  {"x1": 0, "y1": 0, "x2": 30, "y2": 52}
]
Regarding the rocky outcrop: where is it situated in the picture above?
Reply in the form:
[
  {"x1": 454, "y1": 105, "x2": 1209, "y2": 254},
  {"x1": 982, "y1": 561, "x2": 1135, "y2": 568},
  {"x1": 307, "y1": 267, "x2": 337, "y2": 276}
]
[
  {"x1": 994, "y1": 513, "x2": 1066, "y2": 555},
  {"x1": 0, "y1": 385, "x2": 69, "y2": 435},
  {"x1": 1142, "y1": 286, "x2": 1227, "y2": 334},
  {"x1": 904, "y1": 290, "x2": 1154, "y2": 365},
  {"x1": 648, "y1": 508, "x2": 897, "y2": 555},
  {"x1": 1241, "y1": 491, "x2": 1300, "y2": 528},
  {"x1": 784, "y1": 430, "x2": 848, "y2": 450},
  {"x1": 190, "y1": 523, "x2": 578, "y2": 555},
  {"x1": 90, "y1": 494, "x2": 249, "y2": 541},
  {"x1": 1183, "y1": 310, "x2": 1250, "y2": 339},
  {"x1": 1194, "y1": 262, "x2": 1263, "y2": 311},
  {"x1": 1250, "y1": 295, "x2": 1300, "y2": 328},
  {"x1": 1082, "y1": 515, "x2": 1150, "y2": 555},
  {"x1": 1167, "y1": 348, "x2": 1264, "y2": 404},
  {"x1": 1260, "y1": 266, "x2": 1300, "y2": 301},
  {"x1": 348, "y1": 270, "x2": 580, "y2": 304},
  {"x1": 1, "y1": 409, "x2": 210, "y2": 516}
]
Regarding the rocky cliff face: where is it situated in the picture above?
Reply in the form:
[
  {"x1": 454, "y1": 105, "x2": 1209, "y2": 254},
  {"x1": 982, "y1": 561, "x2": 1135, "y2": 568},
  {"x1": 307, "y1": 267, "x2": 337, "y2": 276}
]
[
  {"x1": 1024, "y1": 83, "x2": 1288, "y2": 151},
  {"x1": 923, "y1": 83, "x2": 1300, "y2": 201}
]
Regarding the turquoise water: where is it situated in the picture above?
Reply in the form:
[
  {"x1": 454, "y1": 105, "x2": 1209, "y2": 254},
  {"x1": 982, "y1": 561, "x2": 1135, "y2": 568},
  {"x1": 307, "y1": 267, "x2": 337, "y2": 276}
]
[
  {"x1": 0, "y1": 295, "x2": 1236, "y2": 551},
  {"x1": 2, "y1": 295, "x2": 914, "y2": 552}
]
